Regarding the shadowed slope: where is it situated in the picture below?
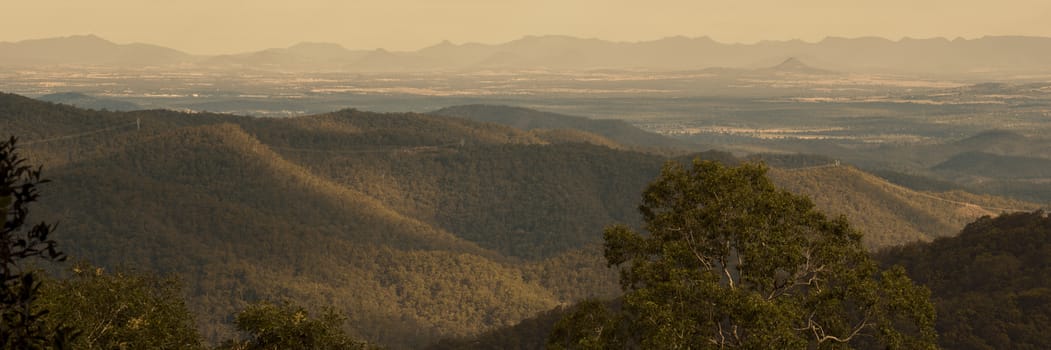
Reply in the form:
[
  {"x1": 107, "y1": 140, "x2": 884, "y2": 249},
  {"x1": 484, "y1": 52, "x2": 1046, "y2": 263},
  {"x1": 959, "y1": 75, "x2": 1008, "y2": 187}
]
[
  {"x1": 5, "y1": 95, "x2": 1042, "y2": 348},
  {"x1": 878, "y1": 211, "x2": 1051, "y2": 349},
  {"x1": 37, "y1": 123, "x2": 559, "y2": 348}
]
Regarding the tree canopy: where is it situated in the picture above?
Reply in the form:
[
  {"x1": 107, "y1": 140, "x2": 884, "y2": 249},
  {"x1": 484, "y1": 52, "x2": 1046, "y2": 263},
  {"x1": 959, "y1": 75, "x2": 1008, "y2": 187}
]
[
  {"x1": 878, "y1": 211, "x2": 1051, "y2": 349},
  {"x1": 1, "y1": 136, "x2": 75, "y2": 348},
  {"x1": 549, "y1": 160, "x2": 938, "y2": 349},
  {"x1": 36, "y1": 264, "x2": 203, "y2": 349},
  {"x1": 219, "y1": 300, "x2": 378, "y2": 350}
]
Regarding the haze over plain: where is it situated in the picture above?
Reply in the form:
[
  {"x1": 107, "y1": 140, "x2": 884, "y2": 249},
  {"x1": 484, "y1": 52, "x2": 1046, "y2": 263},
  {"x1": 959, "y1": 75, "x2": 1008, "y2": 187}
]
[{"x1": 3, "y1": 0, "x2": 1051, "y2": 54}]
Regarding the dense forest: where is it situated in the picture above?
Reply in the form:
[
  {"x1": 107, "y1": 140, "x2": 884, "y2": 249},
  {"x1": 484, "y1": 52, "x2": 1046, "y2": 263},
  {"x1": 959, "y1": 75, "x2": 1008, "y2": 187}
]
[
  {"x1": 0, "y1": 92, "x2": 1044, "y2": 348},
  {"x1": 879, "y1": 211, "x2": 1051, "y2": 350},
  {"x1": 426, "y1": 211, "x2": 1051, "y2": 349}
]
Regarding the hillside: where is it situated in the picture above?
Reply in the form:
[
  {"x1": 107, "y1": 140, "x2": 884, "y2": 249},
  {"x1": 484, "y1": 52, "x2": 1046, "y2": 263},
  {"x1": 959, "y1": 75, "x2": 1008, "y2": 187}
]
[
  {"x1": 430, "y1": 104, "x2": 691, "y2": 151},
  {"x1": 5, "y1": 95, "x2": 655, "y2": 347},
  {"x1": 38, "y1": 123, "x2": 568, "y2": 347},
  {"x1": 933, "y1": 151, "x2": 1051, "y2": 179},
  {"x1": 879, "y1": 211, "x2": 1051, "y2": 349},
  {"x1": 766, "y1": 127, "x2": 1051, "y2": 204},
  {"x1": 881, "y1": 129, "x2": 1051, "y2": 168},
  {"x1": 768, "y1": 165, "x2": 1040, "y2": 248},
  {"x1": 2, "y1": 93, "x2": 1040, "y2": 348},
  {"x1": 526, "y1": 128, "x2": 625, "y2": 150},
  {"x1": 235, "y1": 109, "x2": 665, "y2": 259},
  {"x1": 37, "y1": 92, "x2": 142, "y2": 111},
  {"x1": 953, "y1": 129, "x2": 1030, "y2": 152},
  {"x1": 433, "y1": 211, "x2": 1051, "y2": 350}
]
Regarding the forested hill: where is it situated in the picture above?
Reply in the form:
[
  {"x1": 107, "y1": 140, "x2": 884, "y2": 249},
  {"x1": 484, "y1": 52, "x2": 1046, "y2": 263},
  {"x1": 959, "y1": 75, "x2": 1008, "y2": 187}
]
[
  {"x1": 37, "y1": 92, "x2": 142, "y2": 111},
  {"x1": 769, "y1": 165, "x2": 1038, "y2": 248},
  {"x1": 0, "y1": 92, "x2": 1037, "y2": 348},
  {"x1": 3, "y1": 93, "x2": 661, "y2": 347},
  {"x1": 434, "y1": 211, "x2": 1051, "y2": 350},
  {"x1": 879, "y1": 211, "x2": 1051, "y2": 349},
  {"x1": 430, "y1": 104, "x2": 692, "y2": 152}
]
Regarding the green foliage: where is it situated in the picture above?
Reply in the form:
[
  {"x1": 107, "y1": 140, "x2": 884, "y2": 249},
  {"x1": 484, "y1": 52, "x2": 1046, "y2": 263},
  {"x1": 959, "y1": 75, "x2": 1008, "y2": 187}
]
[
  {"x1": 36, "y1": 264, "x2": 203, "y2": 349},
  {"x1": 220, "y1": 300, "x2": 377, "y2": 350},
  {"x1": 4, "y1": 94, "x2": 1008, "y2": 348},
  {"x1": 550, "y1": 160, "x2": 938, "y2": 349},
  {"x1": 547, "y1": 300, "x2": 616, "y2": 350},
  {"x1": 879, "y1": 211, "x2": 1051, "y2": 350},
  {"x1": 0, "y1": 136, "x2": 76, "y2": 349},
  {"x1": 426, "y1": 302, "x2": 607, "y2": 350},
  {"x1": 247, "y1": 111, "x2": 665, "y2": 259}
]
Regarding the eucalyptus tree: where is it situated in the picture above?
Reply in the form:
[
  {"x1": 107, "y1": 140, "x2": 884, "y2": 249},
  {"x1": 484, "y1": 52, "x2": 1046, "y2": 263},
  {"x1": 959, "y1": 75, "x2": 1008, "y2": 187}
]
[{"x1": 550, "y1": 160, "x2": 937, "y2": 349}]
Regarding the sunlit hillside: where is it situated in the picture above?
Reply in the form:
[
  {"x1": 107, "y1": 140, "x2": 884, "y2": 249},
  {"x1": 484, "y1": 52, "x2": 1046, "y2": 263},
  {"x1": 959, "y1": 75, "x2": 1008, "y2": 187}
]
[{"x1": 1, "y1": 93, "x2": 1039, "y2": 348}]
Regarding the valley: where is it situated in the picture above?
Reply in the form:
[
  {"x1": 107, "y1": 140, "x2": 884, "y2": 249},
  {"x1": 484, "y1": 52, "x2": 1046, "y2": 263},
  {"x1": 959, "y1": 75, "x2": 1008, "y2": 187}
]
[
  {"x1": 10, "y1": 59, "x2": 1051, "y2": 208},
  {"x1": 2, "y1": 88, "x2": 1046, "y2": 347},
  {"x1": 4, "y1": 34, "x2": 1051, "y2": 349}
]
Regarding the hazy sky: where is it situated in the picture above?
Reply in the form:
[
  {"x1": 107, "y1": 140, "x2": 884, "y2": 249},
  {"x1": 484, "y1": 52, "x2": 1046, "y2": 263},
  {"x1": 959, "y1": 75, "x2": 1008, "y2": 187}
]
[{"x1": 3, "y1": 0, "x2": 1050, "y2": 54}]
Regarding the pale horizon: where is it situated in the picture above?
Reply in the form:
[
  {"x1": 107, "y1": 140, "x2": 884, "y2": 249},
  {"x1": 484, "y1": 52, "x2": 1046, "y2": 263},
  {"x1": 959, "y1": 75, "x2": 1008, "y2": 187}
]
[
  {"x1": 3, "y1": 0, "x2": 1050, "y2": 55},
  {"x1": 5, "y1": 32, "x2": 1049, "y2": 56}
]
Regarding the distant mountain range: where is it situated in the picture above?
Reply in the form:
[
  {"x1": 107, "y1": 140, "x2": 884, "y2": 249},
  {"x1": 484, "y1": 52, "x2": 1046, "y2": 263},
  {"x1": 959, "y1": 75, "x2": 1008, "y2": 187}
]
[
  {"x1": 0, "y1": 34, "x2": 191, "y2": 66},
  {"x1": 5, "y1": 34, "x2": 1051, "y2": 76}
]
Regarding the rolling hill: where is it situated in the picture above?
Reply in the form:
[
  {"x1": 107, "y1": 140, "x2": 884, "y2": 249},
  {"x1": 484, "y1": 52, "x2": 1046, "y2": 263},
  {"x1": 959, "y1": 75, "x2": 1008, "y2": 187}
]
[
  {"x1": 878, "y1": 211, "x2": 1051, "y2": 349},
  {"x1": 37, "y1": 92, "x2": 142, "y2": 111},
  {"x1": 38, "y1": 122, "x2": 556, "y2": 346},
  {"x1": 768, "y1": 165, "x2": 1039, "y2": 249},
  {"x1": 5, "y1": 93, "x2": 654, "y2": 347},
  {"x1": 433, "y1": 210, "x2": 1051, "y2": 350},
  {"x1": 933, "y1": 151, "x2": 1051, "y2": 179},
  {"x1": 430, "y1": 104, "x2": 693, "y2": 151},
  {"x1": 2, "y1": 92, "x2": 1040, "y2": 348}
]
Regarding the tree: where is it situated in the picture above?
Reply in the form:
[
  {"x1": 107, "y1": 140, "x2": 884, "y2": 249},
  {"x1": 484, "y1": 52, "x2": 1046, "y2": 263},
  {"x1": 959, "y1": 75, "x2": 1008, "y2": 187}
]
[
  {"x1": 35, "y1": 264, "x2": 203, "y2": 349},
  {"x1": 549, "y1": 160, "x2": 937, "y2": 349},
  {"x1": 219, "y1": 300, "x2": 379, "y2": 350},
  {"x1": 1, "y1": 136, "x2": 75, "y2": 348},
  {"x1": 548, "y1": 300, "x2": 619, "y2": 350}
]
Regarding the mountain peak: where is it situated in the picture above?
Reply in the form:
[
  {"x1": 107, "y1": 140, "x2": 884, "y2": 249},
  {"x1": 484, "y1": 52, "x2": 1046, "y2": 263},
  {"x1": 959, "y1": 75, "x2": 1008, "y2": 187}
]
[
  {"x1": 777, "y1": 57, "x2": 806, "y2": 67},
  {"x1": 765, "y1": 57, "x2": 832, "y2": 74},
  {"x1": 418, "y1": 39, "x2": 460, "y2": 53},
  {"x1": 28, "y1": 34, "x2": 116, "y2": 47}
]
